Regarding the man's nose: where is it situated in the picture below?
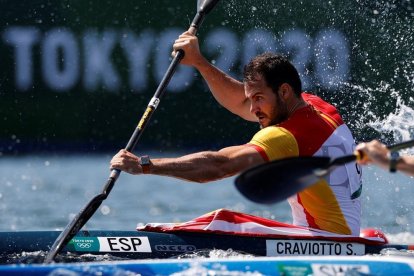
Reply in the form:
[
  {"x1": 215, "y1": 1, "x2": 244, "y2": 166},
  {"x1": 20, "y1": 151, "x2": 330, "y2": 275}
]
[
  {"x1": 250, "y1": 102, "x2": 256, "y2": 114},
  {"x1": 250, "y1": 103, "x2": 258, "y2": 114}
]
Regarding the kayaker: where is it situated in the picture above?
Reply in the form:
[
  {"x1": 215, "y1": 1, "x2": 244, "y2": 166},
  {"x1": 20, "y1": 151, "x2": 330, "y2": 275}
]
[
  {"x1": 356, "y1": 140, "x2": 414, "y2": 176},
  {"x1": 110, "y1": 31, "x2": 362, "y2": 236}
]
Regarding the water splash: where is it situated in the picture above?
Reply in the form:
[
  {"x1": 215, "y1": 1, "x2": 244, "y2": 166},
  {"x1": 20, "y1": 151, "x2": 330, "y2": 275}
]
[
  {"x1": 0, "y1": 251, "x2": 132, "y2": 264},
  {"x1": 369, "y1": 97, "x2": 414, "y2": 146},
  {"x1": 337, "y1": 80, "x2": 414, "y2": 144},
  {"x1": 176, "y1": 249, "x2": 255, "y2": 260},
  {"x1": 387, "y1": 232, "x2": 414, "y2": 244},
  {"x1": 380, "y1": 248, "x2": 414, "y2": 258},
  {"x1": 326, "y1": 81, "x2": 413, "y2": 144}
]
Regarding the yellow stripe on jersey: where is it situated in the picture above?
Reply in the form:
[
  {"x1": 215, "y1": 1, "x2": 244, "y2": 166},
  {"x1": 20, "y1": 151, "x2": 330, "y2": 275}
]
[
  {"x1": 249, "y1": 126, "x2": 299, "y2": 161},
  {"x1": 298, "y1": 180, "x2": 352, "y2": 235},
  {"x1": 318, "y1": 112, "x2": 339, "y2": 129}
]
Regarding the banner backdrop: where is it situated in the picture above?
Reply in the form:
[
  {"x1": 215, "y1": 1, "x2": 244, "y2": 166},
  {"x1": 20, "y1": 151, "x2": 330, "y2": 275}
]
[{"x1": 1, "y1": 0, "x2": 413, "y2": 153}]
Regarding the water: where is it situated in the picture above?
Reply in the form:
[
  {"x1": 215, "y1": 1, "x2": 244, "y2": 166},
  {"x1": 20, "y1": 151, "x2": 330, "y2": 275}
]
[
  {"x1": 1, "y1": 152, "x2": 413, "y2": 244},
  {"x1": 0, "y1": 152, "x2": 289, "y2": 231}
]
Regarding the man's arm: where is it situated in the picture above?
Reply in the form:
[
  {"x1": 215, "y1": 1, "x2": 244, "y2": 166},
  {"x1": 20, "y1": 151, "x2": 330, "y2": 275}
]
[
  {"x1": 356, "y1": 140, "x2": 414, "y2": 177},
  {"x1": 110, "y1": 145, "x2": 264, "y2": 183},
  {"x1": 397, "y1": 156, "x2": 414, "y2": 177},
  {"x1": 173, "y1": 31, "x2": 256, "y2": 121}
]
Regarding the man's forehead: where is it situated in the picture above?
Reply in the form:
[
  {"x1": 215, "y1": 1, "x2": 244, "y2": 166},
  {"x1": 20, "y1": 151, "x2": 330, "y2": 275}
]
[
  {"x1": 244, "y1": 77, "x2": 266, "y2": 90},
  {"x1": 244, "y1": 81, "x2": 267, "y2": 98}
]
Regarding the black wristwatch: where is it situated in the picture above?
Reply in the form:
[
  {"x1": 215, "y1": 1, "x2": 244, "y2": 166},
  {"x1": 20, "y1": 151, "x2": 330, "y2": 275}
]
[
  {"x1": 388, "y1": 151, "x2": 400, "y2": 173},
  {"x1": 139, "y1": 155, "x2": 151, "y2": 174}
]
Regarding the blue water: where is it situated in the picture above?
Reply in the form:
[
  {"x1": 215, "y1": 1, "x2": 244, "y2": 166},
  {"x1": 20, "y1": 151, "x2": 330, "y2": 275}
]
[{"x1": 0, "y1": 153, "x2": 413, "y2": 244}]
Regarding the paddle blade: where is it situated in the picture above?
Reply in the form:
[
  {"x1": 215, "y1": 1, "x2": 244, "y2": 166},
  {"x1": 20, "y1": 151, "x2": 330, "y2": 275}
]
[
  {"x1": 235, "y1": 156, "x2": 331, "y2": 204},
  {"x1": 197, "y1": 0, "x2": 220, "y2": 14},
  {"x1": 44, "y1": 193, "x2": 106, "y2": 263}
]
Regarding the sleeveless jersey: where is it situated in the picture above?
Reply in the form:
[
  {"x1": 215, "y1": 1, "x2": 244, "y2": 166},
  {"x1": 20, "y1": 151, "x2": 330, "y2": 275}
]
[{"x1": 248, "y1": 93, "x2": 362, "y2": 235}]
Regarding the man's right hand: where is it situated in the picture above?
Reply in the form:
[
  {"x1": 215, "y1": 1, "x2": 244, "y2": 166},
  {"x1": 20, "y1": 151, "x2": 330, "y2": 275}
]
[{"x1": 172, "y1": 31, "x2": 204, "y2": 67}]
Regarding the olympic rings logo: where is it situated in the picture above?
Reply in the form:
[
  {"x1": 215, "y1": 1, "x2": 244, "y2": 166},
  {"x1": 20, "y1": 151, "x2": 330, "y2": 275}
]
[{"x1": 76, "y1": 242, "x2": 92, "y2": 249}]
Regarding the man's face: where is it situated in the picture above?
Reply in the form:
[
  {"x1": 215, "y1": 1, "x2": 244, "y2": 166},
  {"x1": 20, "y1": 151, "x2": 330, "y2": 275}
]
[{"x1": 244, "y1": 75, "x2": 289, "y2": 128}]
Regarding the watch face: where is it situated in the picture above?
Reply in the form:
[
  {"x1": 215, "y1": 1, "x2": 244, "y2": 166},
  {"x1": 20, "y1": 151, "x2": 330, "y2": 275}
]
[
  {"x1": 140, "y1": 155, "x2": 150, "y2": 165},
  {"x1": 140, "y1": 155, "x2": 151, "y2": 174},
  {"x1": 390, "y1": 151, "x2": 400, "y2": 159}
]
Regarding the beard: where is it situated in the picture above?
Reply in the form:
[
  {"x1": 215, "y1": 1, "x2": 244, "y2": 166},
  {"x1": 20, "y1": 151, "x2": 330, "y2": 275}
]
[{"x1": 258, "y1": 93, "x2": 289, "y2": 128}]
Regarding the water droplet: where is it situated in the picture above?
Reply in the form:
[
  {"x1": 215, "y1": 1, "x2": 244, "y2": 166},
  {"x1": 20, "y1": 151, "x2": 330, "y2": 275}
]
[{"x1": 101, "y1": 205, "x2": 110, "y2": 215}]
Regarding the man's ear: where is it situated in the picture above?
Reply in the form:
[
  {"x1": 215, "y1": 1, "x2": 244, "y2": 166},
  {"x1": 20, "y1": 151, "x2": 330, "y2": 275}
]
[{"x1": 279, "y1": 83, "x2": 293, "y2": 100}]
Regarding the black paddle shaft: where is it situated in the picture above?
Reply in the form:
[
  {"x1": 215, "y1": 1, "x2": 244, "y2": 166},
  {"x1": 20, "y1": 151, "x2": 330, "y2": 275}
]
[
  {"x1": 44, "y1": 0, "x2": 221, "y2": 264},
  {"x1": 387, "y1": 139, "x2": 414, "y2": 152}
]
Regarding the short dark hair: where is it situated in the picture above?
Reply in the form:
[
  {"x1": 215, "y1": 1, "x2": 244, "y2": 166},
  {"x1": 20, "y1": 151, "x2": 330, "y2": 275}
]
[{"x1": 243, "y1": 52, "x2": 302, "y2": 97}]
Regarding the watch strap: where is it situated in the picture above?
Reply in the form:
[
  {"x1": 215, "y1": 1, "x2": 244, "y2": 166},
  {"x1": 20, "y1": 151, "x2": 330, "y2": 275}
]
[{"x1": 389, "y1": 151, "x2": 400, "y2": 173}]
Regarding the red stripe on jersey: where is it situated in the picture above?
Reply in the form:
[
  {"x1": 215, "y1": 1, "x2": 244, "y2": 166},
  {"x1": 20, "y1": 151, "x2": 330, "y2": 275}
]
[
  {"x1": 278, "y1": 93, "x2": 343, "y2": 156},
  {"x1": 246, "y1": 143, "x2": 269, "y2": 162},
  {"x1": 296, "y1": 194, "x2": 321, "y2": 230}
]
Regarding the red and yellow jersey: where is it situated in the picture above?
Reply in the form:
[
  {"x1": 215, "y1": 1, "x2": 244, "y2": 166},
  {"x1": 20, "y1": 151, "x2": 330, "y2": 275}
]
[{"x1": 248, "y1": 93, "x2": 362, "y2": 235}]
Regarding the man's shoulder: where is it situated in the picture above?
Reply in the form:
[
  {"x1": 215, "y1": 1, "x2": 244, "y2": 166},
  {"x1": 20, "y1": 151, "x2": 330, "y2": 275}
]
[
  {"x1": 301, "y1": 92, "x2": 333, "y2": 108},
  {"x1": 301, "y1": 92, "x2": 344, "y2": 126},
  {"x1": 254, "y1": 125, "x2": 294, "y2": 138}
]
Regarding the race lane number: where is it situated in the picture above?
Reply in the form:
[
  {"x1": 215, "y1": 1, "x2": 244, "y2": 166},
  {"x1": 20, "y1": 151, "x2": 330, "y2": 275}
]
[{"x1": 266, "y1": 240, "x2": 365, "y2": 256}]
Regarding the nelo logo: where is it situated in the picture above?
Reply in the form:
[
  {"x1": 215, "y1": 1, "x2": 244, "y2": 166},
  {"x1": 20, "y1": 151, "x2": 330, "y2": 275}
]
[{"x1": 155, "y1": 244, "x2": 196, "y2": 252}]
